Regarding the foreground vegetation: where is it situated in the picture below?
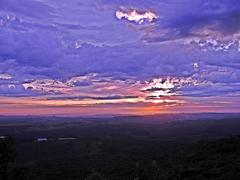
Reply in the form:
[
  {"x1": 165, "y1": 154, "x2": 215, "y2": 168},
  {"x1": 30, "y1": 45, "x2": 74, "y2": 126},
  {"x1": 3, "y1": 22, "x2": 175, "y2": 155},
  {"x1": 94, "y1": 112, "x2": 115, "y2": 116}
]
[
  {"x1": 0, "y1": 115, "x2": 240, "y2": 179},
  {"x1": 1, "y1": 135, "x2": 240, "y2": 180}
]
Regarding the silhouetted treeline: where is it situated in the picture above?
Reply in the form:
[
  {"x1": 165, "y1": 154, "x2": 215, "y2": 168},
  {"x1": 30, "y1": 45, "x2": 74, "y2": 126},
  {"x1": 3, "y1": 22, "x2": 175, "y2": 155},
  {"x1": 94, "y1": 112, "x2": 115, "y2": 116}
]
[{"x1": 0, "y1": 137, "x2": 29, "y2": 180}]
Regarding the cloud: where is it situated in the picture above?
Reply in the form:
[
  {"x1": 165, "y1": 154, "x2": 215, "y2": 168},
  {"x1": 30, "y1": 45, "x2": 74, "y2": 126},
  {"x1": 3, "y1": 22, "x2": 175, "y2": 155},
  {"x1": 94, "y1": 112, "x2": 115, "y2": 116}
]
[
  {"x1": 0, "y1": 0, "x2": 55, "y2": 19},
  {"x1": 19, "y1": 74, "x2": 199, "y2": 106},
  {"x1": 0, "y1": 73, "x2": 12, "y2": 80},
  {"x1": 21, "y1": 73, "x2": 141, "y2": 96},
  {"x1": 116, "y1": 8, "x2": 158, "y2": 24},
  {"x1": 134, "y1": 1, "x2": 240, "y2": 52},
  {"x1": 22, "y1": 79, "x2": 73, "y2": 94},
  {"x1": 0, "y1": 0, "x2": 239, "y2": 114},
  {"x1": 47, "y1": 95, "x2": 139, "y2": 101},
  {"x1": 140, "y1": 77, "x2": 207, "y2": 103}
]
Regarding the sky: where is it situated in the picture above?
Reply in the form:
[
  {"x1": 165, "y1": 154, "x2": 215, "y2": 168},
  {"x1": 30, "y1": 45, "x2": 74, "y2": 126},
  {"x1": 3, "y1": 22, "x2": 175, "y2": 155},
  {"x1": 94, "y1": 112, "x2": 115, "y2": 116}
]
[{"x1": 0, "y1": 0, "x2": 240, "y2": 116}]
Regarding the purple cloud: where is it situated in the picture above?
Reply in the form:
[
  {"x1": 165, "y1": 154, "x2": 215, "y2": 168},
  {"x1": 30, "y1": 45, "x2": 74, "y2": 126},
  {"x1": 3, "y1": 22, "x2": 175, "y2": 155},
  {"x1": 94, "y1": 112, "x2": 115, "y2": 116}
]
[{"x1": 0, "y1": 0, "x2": 239, "y2": 115}]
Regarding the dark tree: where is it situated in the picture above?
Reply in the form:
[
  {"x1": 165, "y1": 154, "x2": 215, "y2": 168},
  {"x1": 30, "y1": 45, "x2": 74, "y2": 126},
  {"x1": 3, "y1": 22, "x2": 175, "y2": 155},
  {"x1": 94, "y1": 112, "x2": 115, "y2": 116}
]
[{"x1": 0, "y1": 136, "x2": 16, "y2": 180}]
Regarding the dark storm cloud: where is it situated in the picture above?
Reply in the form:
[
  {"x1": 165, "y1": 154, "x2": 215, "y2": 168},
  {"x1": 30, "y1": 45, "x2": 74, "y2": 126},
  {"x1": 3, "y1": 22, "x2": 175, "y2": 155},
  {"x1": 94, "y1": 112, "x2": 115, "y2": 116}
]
[{"x1": 142, "y1": 0, "x2": 240, "y2": 43}]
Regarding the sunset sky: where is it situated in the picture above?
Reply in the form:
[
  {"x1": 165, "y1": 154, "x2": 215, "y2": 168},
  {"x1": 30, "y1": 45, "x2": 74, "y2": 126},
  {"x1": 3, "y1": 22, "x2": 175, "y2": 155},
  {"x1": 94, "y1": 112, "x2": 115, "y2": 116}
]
[{"x1": 0, "y1": 0, "x2": 240, "y2": 116}]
